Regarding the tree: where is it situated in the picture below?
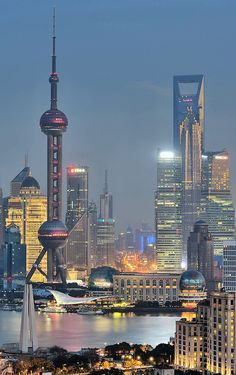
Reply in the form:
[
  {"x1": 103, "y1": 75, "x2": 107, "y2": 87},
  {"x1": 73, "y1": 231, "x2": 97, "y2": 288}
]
[{"x1": 90, "y1": 369, "x2": 124, "y2": 375}]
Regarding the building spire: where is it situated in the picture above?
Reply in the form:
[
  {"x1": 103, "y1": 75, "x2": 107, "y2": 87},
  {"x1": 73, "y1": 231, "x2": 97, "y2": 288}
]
[
  {"x1": 49, "y1": 7, "x2": 58, "y2": 110},
  {"x1": 52, "y1": 7, "x2": 56, "y2": 72},
  {"x1": 104, "y1": 169, "x2": 108, "y2": 194}
]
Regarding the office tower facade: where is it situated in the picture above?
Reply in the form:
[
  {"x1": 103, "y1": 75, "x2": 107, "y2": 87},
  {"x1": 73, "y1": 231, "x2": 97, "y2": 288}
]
[
  {"x1": 187, "y1": 220, "x2": 214, "y2": 291},
  {"x1": 173, "y1": 75, "x2": 204, "y2": 152},
  {"x1": 201, "y1": 150, "x2": 235, "y2": 256},
  {"x1": 155, "y1": 151, "x2": 182, "y2": 272},
  {"x1": 38, "y1": 15, "x2": 68, "y2": 282},
  {"x1": 66, "y1": 166, "x2": 88, "y2": 231},
  {"x1": 6, "y1": 176, "x2": 47, "y2": 282},
  {"x1": 97, "y1": 171, "x2": 115, "y2": 267},
  {"x1": 175, "y1": 291, "x2": 236, "y2": 374},
  {"x1": 2, "y1": 224, "x2": 26, "y2": 290},
  {"x1": 223, "y1": 240, "x2": 236, "y2": 292}
]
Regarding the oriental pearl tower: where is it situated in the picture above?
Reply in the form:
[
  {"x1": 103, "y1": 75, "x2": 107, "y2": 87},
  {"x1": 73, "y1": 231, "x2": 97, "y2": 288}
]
[{"x1": 38, "y1": 10, "x2": 68, "y2": 283}]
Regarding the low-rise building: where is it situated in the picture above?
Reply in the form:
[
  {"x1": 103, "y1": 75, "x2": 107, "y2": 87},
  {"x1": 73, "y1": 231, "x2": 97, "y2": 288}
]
[{"x1": 113, "y1": 273, "x2": 180, "y2": 304}]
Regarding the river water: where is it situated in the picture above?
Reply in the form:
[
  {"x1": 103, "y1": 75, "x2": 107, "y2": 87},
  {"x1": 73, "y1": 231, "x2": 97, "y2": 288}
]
[{"x1": 0, "y1": 311, "x2": 183, "y2": 351}]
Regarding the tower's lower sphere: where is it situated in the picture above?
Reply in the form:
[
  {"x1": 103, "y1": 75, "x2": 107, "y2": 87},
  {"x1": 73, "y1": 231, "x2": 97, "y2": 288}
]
[{"x1": 38, "y1": 220, "x2": 68, "y2": 250}]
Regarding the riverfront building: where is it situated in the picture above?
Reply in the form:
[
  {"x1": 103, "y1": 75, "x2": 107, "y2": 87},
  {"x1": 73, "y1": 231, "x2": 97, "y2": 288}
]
[
  {"x1": 155, "y1": 151, "x2": 182, "y2": 272},
  {"x1": 113, "y1": 272, "x2": 180, "y2": 304}
]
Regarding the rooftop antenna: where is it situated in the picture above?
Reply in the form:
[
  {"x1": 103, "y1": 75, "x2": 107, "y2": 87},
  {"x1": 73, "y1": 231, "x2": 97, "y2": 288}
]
[
  {"x1": 104, "y1": 169, "x2": 108, "y2": 194},
  {"x1": 25, "y1": 153, "x2": 28, "y2": 168}
]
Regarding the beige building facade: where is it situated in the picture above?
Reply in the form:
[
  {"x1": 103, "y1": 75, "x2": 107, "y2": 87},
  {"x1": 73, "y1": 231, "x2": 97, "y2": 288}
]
[
  {"x1": 113, "y1": 273, "x2": 180, "y2": 304},
  {"x1": 175, "y1": 291, "x2": 236, "y2": 375}
]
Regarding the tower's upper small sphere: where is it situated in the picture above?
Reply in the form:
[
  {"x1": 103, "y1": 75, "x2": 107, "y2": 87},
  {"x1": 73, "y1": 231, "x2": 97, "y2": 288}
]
[
  {"x1": 179, "y1": 270, "x2": 206, "y2": 292},
  {"x1": 40, "y1": 109, "x2": 68, "y2": 134},
  {"x1": 38, "y1": 220, "x2": 68, "y2": 250}
]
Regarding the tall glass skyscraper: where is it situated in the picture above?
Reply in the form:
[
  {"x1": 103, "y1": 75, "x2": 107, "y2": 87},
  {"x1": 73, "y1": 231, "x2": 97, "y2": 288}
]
[
  {"x1": 65, "y1": 166, "x2": 89, "y2": 272},
  {"x1": 97, "y1": 171, "x2": 115, "y2": 267},
  {"x1": 180, "y1": 107, "x2": 202, "y2": 263},
  {"x1": 66, "y1": 166, "x2": 88, "y2": 231},
  {"x1": 173, "y1": 75, "x2": 204, "y2": 263},
  {"x1": 155, "y1": 151, "x2": 182, "y2": 272},
  {"x1": 201, "y1": 150, "x2": 235, "y2": 256}
]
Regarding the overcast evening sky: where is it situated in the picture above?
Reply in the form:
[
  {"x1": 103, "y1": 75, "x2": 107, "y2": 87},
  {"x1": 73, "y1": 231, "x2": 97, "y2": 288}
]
[{"x1": 0, "y1": 0, "x2": 235, "y2": 232}]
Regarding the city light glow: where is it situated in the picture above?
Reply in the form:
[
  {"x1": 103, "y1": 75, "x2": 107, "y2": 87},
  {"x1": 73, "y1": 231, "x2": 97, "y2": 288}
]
[{"x1": 159, "y1": 151, "x2": 175, "y2": 159}]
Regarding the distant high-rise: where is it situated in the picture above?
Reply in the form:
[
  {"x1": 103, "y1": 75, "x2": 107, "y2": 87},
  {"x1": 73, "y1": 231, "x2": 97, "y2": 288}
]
[
  {"x1": 65, "y1": 166, "x2": 89, "y2": 273},
  {"x1": 135, "y1": 223, "x2": 155, "y2": 253},
  {"x1": 66, "y1": 166, "x2": 88, "y2": 231},
  {"x1": 173, "y1": 75, "x2": 204, "y2": 152},
  {"x1": 88, "y1": 201, "x2": 97, "y2": 270},
  {"x1": 155, "y1": 151, "x2": 182, "y2": 272},
  {"x1": 187, "y1": 220, "x2": 214, "y2": 291},
  {"x1": 2, "y1": 224, "x2": 26, "y2": 290},
  {"x1": 6, "y1": 176, "x2": 47, "y2": 282},
  {"x1": 201, "y1": 150, "x2": 235, "y2": 255},
  {"x1": 125, "y1": 227, "x2": 134, "y2": 251},
  {"x1": 97, "y1": 171, "x2": 115, "y2": 267},
  {"x1": 66, "y1": 212, "x2": 88, "y2": 271},
  {"x1": 223, "y1": 240, "x2": 236, "y2": 292}
]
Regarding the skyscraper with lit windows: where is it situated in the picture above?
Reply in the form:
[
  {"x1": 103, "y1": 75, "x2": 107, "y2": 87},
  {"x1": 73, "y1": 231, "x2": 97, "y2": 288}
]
[
  {"x1": 6, "y1": 176, "x2": 47, "y2": 282},
  {"x1": 97, "y1": 171, "x2": 115, "y2": 267},
  {"x1": 65, "y1": 166, "x2": 89, "y2": 272},
  {"x1": 201, "y1": 150, "x2": 235, "y2": 256},
  {"x1": 66, "y1": 166, "x2": 88, "y2": 231},
  {"x1": 155, "y1": 151, "x2": 182, "y2": 272}
]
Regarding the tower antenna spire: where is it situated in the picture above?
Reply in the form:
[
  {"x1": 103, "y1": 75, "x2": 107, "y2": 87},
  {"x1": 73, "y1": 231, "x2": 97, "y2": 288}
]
[
  {"x1": 52, "y1": 7, "x2": 56, "y2": 72},
  {"x1": 49, "y1": 7, "x2": 58, "y2": 109},
  {"x1": 104, "y1": 169, "x2": 108, "y2": 194}
]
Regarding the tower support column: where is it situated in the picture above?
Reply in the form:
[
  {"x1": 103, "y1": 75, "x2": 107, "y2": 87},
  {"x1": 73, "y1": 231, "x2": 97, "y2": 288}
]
[{"x1": 19, "y1": 284, "x2": 38, "y2": 353}]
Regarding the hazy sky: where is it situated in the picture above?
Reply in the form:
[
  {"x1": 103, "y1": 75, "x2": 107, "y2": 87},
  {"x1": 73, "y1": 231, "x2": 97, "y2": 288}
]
[{"x1": 0, "y1": 0, "x2": 235, "y2": 232}]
